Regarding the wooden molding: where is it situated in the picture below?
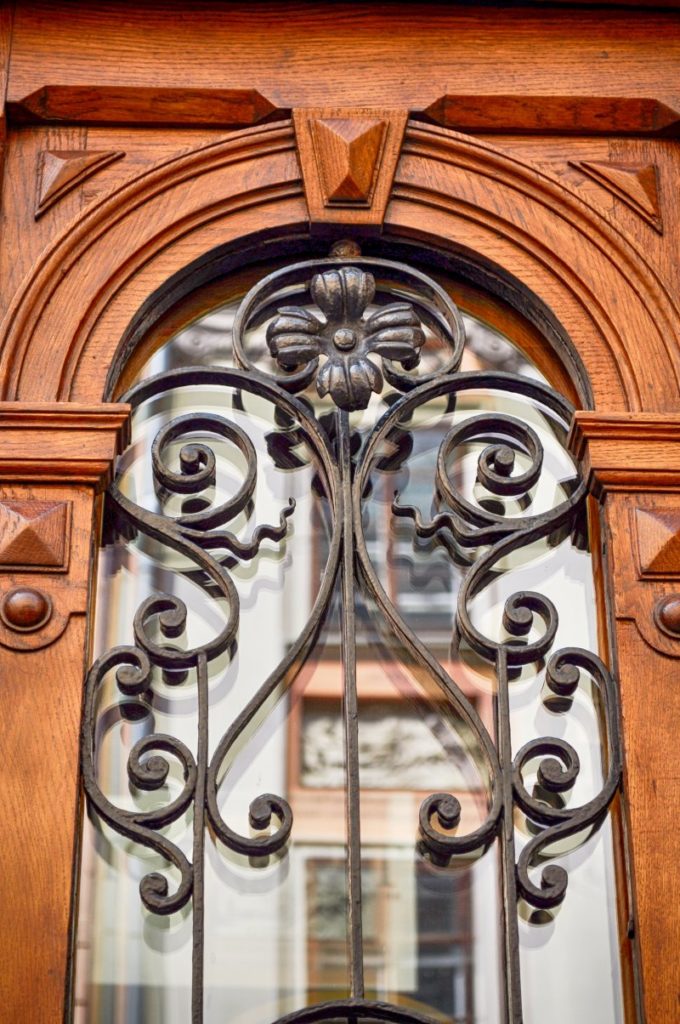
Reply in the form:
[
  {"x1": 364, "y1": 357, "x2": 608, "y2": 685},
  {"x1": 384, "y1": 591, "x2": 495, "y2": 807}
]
[
  {"x1": 2, "y1": 122, "x2": 680, "y2": 415},
  {"x1": 293, "y1": 108, "x2": 407, "y2": 232},
  {"x1": 0, "y1": 403, "x2": 131, "y2": 487},
  {"x1": 9, "y1": 84, "x2": 279, "y2": 128},
  {"x1": 571, "y1": 160, "x2": 662, "y2": 232},
  {"x1": 569, "y1": 412, "x2": 680, "y2": 494},
  {"x1": 422, "y1": 94, "x2": 680, "y2": 136},
  {"x1": 36, "y1": 149, "x2": 124, "y2": 218}
]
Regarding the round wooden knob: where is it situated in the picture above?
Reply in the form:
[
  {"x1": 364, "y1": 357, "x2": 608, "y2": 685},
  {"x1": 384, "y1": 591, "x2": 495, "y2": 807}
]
[
  {"x1": 0, "y1": 587, "x2": 52, "y2": 632},
  {"x1": 655, "y1": 594, "x2": 680, "y2": 637}
]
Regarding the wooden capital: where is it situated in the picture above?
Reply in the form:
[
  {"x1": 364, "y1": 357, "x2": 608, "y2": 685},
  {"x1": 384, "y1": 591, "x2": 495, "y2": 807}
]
[
  {"x1": 0, "y1": 402, "x2": 131, "y2": 487},
  {"x1": 568, "y1": 411, "x2": 680, "y2": 495}
]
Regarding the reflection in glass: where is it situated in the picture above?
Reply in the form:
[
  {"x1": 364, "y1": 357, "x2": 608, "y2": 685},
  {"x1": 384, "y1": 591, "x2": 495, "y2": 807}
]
[{"x1": 74, "y1": 272, "x2": 625, "y2": 1024}]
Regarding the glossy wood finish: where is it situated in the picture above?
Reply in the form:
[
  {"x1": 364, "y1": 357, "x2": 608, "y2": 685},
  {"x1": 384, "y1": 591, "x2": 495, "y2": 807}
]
[
  {"x1": 294, "y1": 108, "x2": 407, "y2": 231},
  {"x1": 6, "y1": 4, "x2": 680, "y2": 126},
  {"x1": 0, "y1": 406, "x2": 129, "y2": 1023},
  {"x1": 1, "y1": 3, "x2": 679, "y2": 1022}
]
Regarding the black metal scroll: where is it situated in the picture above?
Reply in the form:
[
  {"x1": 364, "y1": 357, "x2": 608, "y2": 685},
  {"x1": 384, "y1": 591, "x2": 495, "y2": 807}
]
[{"x1": 81, "y1": 253, "x2": 623, "y2": 1024}]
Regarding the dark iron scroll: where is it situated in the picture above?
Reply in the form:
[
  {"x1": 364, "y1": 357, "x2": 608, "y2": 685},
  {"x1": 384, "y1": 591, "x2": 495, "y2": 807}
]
[{"x1": 81, "y1": 253, "x2": 622, "y2": 1024}]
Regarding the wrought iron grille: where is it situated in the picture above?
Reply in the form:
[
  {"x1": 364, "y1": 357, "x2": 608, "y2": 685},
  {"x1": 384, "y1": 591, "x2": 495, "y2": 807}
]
[{"x1": 80, "y1": 248, "x2": 623, "y2": 1024}]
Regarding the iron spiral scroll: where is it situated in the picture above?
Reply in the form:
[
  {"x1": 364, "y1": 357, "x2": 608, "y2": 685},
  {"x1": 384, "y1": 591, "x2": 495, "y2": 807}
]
[{"x1": 81, "y1": 251, "x2": 623, "y2": 1024}]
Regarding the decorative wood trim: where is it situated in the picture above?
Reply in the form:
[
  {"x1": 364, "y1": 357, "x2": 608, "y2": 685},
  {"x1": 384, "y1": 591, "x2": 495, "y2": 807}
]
[
  {"x1": 9, "y1": 84, "x2": 279, "y2": 128},
  {"x1": 0, "y1": 396, "x2": 129, "y2": 1020},
  {"x1": 1, "y1": 122, "x2": 679, "y2": 417},
  {"x1": 293, "y1": 108, "x2": 407, "y2": 232},
  {"x1": 0, "y1": 499, "x2": 71, "y2": 571},
  {"x1": 570, "y1": 160, "x2": 662, "y2": 232},
  {"x1": 422, "y1": 94, "x2": 680, "y2": 136},
  {"x1": 0, "y1": 403, "x2": 131, "y2": 486},
  {"x1": 35, "y1": 149, "x2": 125, "y2": 218},
  {"x1": 634, "y1": 507, "x2": 680, "y2": 577},
  {"x1": 568, "y1": 412, "x2": 680, "y2": 494},
  {"x1": 570, "y1": 410, "x2": 680, "y2": 1019}
]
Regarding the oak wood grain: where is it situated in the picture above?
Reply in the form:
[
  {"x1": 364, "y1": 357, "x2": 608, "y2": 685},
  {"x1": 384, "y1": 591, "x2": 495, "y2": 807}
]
[
  {"x1": 7, "y1": 4, "x2": 680, "y2": 118},
  {"x1": 294, "y1": 108, "x2": 407, "y2": 231}
]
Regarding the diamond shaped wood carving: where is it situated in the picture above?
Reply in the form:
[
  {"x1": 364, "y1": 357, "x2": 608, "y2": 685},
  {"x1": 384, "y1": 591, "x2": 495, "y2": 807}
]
[
  {"x1": 0, "y1": 500, "x2": 70, "y2": 569},
  {"x1": 293, "y1": 108, "x2": 408, "y2": 231},
  {"x1": 635, "y1": 507, "x2": 680, "y2": 576}
]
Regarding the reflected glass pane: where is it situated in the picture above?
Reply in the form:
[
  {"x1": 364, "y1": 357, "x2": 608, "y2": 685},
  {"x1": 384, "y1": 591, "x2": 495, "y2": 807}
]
[{"x1": 74, "y1": 270, "x2": 625, "y2": 1024}]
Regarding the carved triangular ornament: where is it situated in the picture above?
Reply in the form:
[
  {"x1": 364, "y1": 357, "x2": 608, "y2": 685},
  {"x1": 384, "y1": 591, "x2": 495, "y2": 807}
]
[
  {"x1": 635, "y1": 508, "x2": 680, "y2": 576},
  {"x1": 36, "y1": 149, "x2": 124, "y2": 218},
  {"x1": 311, "y1": 117, "x2": 386, "y2": 204},
  {"x1": 573, "y1": 160, "x2": 662, "y2": 232},
  {"x1": 0, "y1": 500, "x2": 69, "y2": 568},
  {"x1": 293, "y1": 108, "x2": 407, "y2": 232}
]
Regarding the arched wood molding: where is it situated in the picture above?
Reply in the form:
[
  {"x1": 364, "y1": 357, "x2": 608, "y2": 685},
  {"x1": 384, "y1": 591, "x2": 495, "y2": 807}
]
[{"x1": 0, "y1": 120, "x2": 679, "y2": 414}]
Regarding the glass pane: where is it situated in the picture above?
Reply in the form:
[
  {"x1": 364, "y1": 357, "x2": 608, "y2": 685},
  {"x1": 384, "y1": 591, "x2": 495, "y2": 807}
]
[{"x1": 75, "y1": 255, "x2": 627, "y2": 1024}]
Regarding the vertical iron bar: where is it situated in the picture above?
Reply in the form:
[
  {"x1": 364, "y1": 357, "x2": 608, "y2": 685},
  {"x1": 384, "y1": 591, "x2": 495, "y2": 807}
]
[
  {"x1": 192, "y1": 651, "x2": 208, "y2": 1023},
  {"x1": 496, "y1": 647, "x2": 523, "y2": 1023},
  {"x1": 337, "y1": 408, "x2": 365, "y2": 999}
]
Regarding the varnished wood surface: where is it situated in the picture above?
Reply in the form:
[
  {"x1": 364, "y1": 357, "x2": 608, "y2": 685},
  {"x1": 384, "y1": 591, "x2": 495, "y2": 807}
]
[
  {"x1": 0, "y1": 481, "x2": 96, "y2": 1023},
  {"x1": 7, "y1": 3, "x2": 680, "y2": 117},
  {"x1": 0, "y1": 4, "x2": 679, "y2": 1023},
  {"x1": 0, "y1": 398, "x2": 128, "y2": 1020}
]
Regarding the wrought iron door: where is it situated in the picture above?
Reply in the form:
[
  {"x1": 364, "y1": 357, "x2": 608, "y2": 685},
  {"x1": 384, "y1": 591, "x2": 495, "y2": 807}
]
[{"x1": 79, "y1": 247, "x2": 623, "y2": 1024}]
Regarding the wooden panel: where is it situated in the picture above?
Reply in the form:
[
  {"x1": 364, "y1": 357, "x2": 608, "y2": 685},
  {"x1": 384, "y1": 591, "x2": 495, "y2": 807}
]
[
  {"x1": 2, "y1": 605, "x2": 90, "y2": 1023},
  {"x1": 7, "y1": 3, "x2": 680, "y2": 123}
]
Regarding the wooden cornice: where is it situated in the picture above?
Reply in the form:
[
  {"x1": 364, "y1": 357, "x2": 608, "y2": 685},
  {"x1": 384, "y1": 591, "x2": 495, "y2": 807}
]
[
  {"x1": 569, "y1": 411, "x2": 680, "y2": 494},
  {"x1": 0, "y1": 403, "x2": 131, "y2": 486}
]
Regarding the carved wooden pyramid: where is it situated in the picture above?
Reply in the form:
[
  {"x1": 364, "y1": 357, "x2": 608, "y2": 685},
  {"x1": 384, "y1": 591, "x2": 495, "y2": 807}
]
[
  {"x1": 635, "y1": 507, "x2": 680, "y2": 575},
  {"x1": 0, "y1": 500, "x2": 69, "y2": 567},
  {"x1": 36, "y1": 149, "x2": 124, "y2": 217},
  {"x1": 574, "y1": 160, "x2": 662, "y2": 231},
  {"x1": 293, "y1": 108, "x2": 408, "y2": 231},
  {"x1": 310, "y1": 117, "x2": 386, "y2": 204}
]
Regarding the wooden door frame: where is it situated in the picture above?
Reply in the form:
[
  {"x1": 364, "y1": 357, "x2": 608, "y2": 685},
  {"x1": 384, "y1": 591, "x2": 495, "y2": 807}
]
[{"x1": 1, "y1": 4, "x2": 679, "y2": 1022}]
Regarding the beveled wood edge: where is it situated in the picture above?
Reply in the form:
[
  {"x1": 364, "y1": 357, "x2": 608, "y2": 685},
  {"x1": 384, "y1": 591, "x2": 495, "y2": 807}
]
[{"x1": 5, "y1": 85, "x2": 680, "y2": 136}]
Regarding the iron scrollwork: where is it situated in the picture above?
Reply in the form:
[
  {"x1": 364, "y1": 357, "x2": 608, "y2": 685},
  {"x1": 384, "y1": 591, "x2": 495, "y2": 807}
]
[{"x1": 81, "y1": 248, "x2": 623, "y2": 1024}]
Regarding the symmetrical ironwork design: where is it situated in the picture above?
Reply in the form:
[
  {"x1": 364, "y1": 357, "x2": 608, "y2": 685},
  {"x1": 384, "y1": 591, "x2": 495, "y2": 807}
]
[{"x1": 81, "y1": 250, "x2": 623, "y2": 1024}]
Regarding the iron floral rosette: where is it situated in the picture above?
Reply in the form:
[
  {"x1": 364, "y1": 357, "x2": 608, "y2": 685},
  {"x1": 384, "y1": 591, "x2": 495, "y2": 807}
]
[
  {"x1": 232, "y1": 256, "x2": 466, "y2": 410},
  {"x1": 266, "y1": 266, "x2": 425, "y2": 410}
]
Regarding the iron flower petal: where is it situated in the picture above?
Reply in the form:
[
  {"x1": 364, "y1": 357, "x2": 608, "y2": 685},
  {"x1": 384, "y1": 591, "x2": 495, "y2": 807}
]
[
  {"x1": 310, "y1": 266, "x2": 375, "y2": 322},
  {"x1": 316, "y1": 354, "x2": 383, "y2": 411},
  {"x1": 266, "y1": 306, "x2": 323, "y2": 368},
  {"x1": 364, "y1": 302, "x2": 426, "y2": 368}
]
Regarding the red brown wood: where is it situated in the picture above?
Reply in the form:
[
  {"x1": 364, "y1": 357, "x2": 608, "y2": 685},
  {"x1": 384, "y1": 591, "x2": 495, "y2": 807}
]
[
  {"x1": 293, "y1": 108, "x2": 407, "y2": 231},
  {"x1": 1, "y1": 3, "x2": 679, "y2": 1022}
]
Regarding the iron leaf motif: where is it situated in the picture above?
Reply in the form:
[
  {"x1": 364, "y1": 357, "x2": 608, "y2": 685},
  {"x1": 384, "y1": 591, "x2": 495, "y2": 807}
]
[{"x1": 266, "y1": 266, "x2": 426, "y2": 410}]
